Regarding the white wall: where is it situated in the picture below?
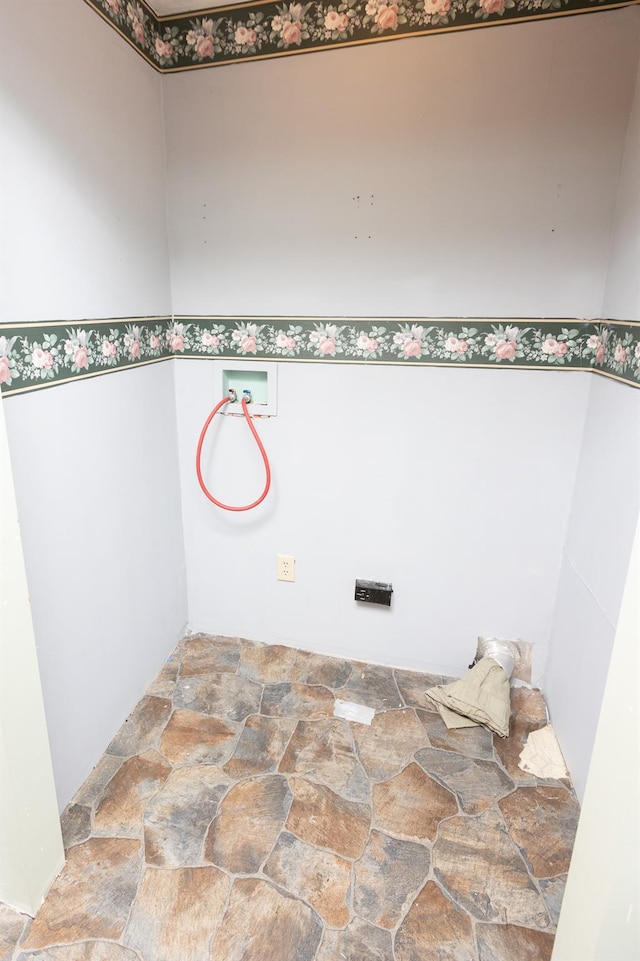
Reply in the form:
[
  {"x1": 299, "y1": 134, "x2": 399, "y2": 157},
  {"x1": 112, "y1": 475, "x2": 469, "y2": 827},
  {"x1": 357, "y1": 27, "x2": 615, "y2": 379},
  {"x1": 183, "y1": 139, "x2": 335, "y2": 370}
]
[
  {"x1": 177, "y1": 360, "x2": 590, "y2": 679},
  {"x1": 3, "y1": 365, "x2": 187, "y2": 808},
  {"x1": 545, "y1": 53, "x2": 640, "y2": 803},
  {"x1": 0, "y1": 0, "x2": 188, "y2": 809},
  {"x1": 602, "y1": 57, "x2": 640, "y2": 320},
  {"x1": 0, "y1": 396, "x2": 64, "y2": 914},
  {"x1": 551, "y1": 515, "x2": 640, "y2": 961},
  {"x1": 544, "y1": 376, "x2": 640, "y2": 800},
  {"x1": 164, "y1": 8, "x2": 640, "y2": 318},
  {"x1": 0, "y1": 0, "x2": 171, "y2": 322}
]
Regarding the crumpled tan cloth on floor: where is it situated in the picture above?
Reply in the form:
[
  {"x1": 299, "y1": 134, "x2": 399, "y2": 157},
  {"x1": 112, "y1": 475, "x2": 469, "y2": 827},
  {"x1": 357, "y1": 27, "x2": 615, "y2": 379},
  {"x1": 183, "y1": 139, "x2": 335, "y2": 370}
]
[{"x1": 425, "y1": 657, "x2": 511, "y2": 738}]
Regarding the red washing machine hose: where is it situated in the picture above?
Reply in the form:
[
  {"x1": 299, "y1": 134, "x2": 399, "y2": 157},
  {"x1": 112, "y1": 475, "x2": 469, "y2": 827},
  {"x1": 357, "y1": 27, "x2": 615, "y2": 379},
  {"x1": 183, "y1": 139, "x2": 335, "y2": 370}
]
[{"x1": 196, "y1": 395, "x2": 271, "y2": 512}]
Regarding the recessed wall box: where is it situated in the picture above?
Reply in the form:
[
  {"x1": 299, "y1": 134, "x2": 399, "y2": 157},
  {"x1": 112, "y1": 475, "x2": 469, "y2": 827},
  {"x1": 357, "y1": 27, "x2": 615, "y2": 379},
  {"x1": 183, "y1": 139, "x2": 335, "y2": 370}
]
[
  {"x1": 355, "y1": 579, "x2": 393, "y2": 606},
  {"x1": 215, "y1": 360, "x2": 278, "y2": 417}
]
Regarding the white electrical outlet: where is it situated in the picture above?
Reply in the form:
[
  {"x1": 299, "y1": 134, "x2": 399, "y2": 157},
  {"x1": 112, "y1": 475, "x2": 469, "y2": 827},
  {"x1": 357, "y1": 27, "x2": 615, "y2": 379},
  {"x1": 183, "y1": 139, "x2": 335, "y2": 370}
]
[{"x1": 277, "y1": 554, "x2": 295, "y2": 582}]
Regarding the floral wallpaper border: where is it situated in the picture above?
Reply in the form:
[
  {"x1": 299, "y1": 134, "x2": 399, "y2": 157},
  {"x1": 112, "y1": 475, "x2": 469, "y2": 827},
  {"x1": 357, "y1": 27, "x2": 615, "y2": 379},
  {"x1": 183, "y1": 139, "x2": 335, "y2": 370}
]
[
  {"x1": 83, "y1": 0, "x2": 638, "y2": 72},
  {"x1": 1, "y1": 316, "x2": 639, "y2": 397},
  {"x1": 0, "y1": 318, "x2": 171, "y2": 397}
]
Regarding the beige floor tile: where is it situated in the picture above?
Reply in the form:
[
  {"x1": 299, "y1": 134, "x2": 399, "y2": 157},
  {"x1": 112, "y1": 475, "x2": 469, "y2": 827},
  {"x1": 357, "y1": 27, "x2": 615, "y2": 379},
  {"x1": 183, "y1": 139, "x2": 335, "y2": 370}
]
[
  {"x1": 210, "y1": 878, "x2": 323, "y2": 961},
  {"x1": 204, "y1": 774, "x2": 291, "y2": 873},
  {"x1": 21, "y1": 839, "x2": 141, "y2": 950},
  {"x1": 93, "y1": 750, "x2": 171, "y2": 838},
  {"x1": 373, "y1": 762, "x2": 458, "y2": 841},
  {"x1": 285, "y1": 776, "x2": 370, "y2": 859},
  {"x1": 265, "y1": 831, "x2": 351, "y2": 926},
  {"x1": 123, "y1": 866, "x2": 228, "y2": 961},
  {"x1": 160, "y1": 708, "x2": 239, "y2": 765},
  {"x1": 144, "y1": 764, "x2": 229, "y2": 867},
  {"x1": 395, "y1": 881, "x2": 475, "y2": 961}
]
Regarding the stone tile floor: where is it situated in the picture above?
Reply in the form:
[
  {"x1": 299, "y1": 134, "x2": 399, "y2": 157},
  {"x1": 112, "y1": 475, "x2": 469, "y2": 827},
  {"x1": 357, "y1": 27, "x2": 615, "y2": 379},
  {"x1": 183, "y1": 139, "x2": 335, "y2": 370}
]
[{"x1": 1, "y1": 635, "x2": 580, "y2": 961}]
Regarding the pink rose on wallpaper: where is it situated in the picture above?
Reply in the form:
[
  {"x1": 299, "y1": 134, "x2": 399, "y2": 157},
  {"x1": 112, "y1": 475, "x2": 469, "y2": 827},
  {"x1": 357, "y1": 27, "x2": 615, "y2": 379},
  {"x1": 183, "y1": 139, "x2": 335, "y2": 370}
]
[
  {"x1": 554, "y1": 342, "x2": 568, "y2": 358},
  {"x1": 358, "y1": 335, "x2": 379, "y2": 352},
  {"x1": 614, "y1": 343, "x2": 627, "y2": 365},
  {"x1": 106, "y1": 0, "x2": 122, "y2": 12},
  {"x1": 170, "y1": 334, "x2": 185, "y2": 352},
  {"x1": 318, "y1": 336, "x2": 336, "y2": 356},
  {"x1": 196, "y1": 35, "x2": 215, "y2": 57},
  {"x1": 32, "y1": 348, "x2": 48, "y2": 369},
  {"x1": 74, "y1": 346, "x2": 88, "y2": 369},
  {"x1": 403, "y1": 338, "x2": 422, "y2": 358},
  {"x1": 445, "y1": 336, "x2": 467, "y2": 354},
  {"x1": 425, "y1": 0, "x2": 451, "y2": 13},
  {"x1": 595, "y1": 344, "x2": 605, "y2": 365},
  {"x1": 155, "y1": 38, "x2": 174, "y2": 59},
  {"x1": 133, "y1": 20, "x2": 145, "y2": 44},
  {"x1": 494, "y1": 340, "x2": 516, "y2": 360},
  {"x1": 277, "y1": 332, "x2": 298, "y2": 351},
  {"x1": 149, "y1": 334, "x2": 162, "y2": 350},
  {"x1": 480, "y1": 0, "x2": 505, "y2": 13},
  {"x1": 282, "y1": 21, "x2": 302, "y2": 44},
  {"x1": 240, "y1": 335, "x2": 257, "y2": 353},
  {"x1": 541, "y1": 338, "x2": 557, "y2": 355},
  {"x1": 102, "y1": 340, "x2": 117, "y2": 358},
  {"x1": 235, "y1": 25, "x2": 257, "y2": 45},
  {"x1": 129, "y1": 340, "x2": 141, "y2": 360},
  {"x1": 0, "y1": 357, "x2": 10, "y2": 384},
  {"x1": 202, "y1": 331, "x2": 220, "y2": 348},
  {"x1": 376, "y1": 4, "x2": 398, "y2": 29},
  {"x1": 325, "y1": 10, "x2": 348, "y2": 30}
]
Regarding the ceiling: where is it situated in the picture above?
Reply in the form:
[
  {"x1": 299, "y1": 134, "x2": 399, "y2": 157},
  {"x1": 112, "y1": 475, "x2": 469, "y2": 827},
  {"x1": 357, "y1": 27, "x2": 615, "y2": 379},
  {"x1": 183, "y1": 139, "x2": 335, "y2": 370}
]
[{"x1": 150, "y1": 0, "x2": 231, "y2": 13}]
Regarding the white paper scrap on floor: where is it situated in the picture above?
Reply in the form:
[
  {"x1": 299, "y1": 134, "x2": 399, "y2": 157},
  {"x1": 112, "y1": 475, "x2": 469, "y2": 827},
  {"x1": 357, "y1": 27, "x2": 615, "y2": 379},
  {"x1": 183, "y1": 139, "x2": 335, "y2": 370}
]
[
  {"x1": 519, "y1": 724, "x2": 569, "y2": 780},
  {"x1": 333, "y1": 699, "x2": 376, "y2": 725}
]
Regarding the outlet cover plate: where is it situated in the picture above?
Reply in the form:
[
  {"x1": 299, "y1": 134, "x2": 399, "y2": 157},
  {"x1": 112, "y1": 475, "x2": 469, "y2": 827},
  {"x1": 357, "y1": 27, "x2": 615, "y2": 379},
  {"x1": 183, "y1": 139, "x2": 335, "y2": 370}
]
[{"x1": 277, "y1": 554, "x2": 295, "y2": 582}]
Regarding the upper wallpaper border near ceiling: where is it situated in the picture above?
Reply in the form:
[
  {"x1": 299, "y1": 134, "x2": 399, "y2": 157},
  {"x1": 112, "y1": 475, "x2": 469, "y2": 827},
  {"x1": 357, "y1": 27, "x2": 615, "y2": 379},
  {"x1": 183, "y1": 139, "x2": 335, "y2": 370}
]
[
  {"x1": 1, "y1": 316, "x2": 639, "y2": 397},
  {"x1": 83, "y1": 0, "x2": 639, "y2": 71}
]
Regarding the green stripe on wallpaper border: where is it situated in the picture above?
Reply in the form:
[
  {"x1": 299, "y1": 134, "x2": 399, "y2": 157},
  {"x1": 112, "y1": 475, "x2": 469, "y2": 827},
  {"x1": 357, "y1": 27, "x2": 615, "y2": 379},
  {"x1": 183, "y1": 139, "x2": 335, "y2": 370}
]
[
  {"x1": 1, "y1": 316, "x2": 639, "y2": 397},
  {"x1": 82, "y1": 0, "x2": 640, "y2": 73}
]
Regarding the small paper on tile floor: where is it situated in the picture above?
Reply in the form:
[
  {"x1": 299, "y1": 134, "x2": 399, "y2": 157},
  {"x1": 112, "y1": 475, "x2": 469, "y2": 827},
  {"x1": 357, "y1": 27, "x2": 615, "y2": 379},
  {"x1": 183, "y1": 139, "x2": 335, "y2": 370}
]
[
  {"x1": 333, "y1": 699, "x2": 375, "y2": 725},
  {"x1": 519, "y1": 724, "x2": 569, "y2": 780}
]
